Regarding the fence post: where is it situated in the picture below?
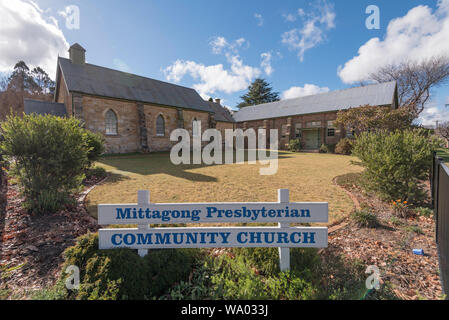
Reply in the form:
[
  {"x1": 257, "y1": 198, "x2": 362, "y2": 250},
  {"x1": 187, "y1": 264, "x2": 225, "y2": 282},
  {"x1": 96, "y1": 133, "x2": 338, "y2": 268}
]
[
  {"x1": 431, "y1": 151, "x2": 436, "y2": 207},
  {"x1": 137, "y1": 190, "x2": 150, "y2": 257},
  {"x1": 278, "y1": 189, "x2": 290, "y2": 272},
  {"x1": 433, "y1": 157, "x2": 443, "y2": 244}
]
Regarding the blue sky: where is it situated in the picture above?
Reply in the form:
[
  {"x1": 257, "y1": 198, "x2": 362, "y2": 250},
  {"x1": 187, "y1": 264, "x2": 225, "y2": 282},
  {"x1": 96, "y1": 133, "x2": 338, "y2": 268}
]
[{"x1": 1, "y1": 0, "x2": 449, "y2": 125}]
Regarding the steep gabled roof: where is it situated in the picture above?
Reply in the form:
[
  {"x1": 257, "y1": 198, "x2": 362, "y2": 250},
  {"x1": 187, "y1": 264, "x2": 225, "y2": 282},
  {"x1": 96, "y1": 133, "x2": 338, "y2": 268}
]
[
  {"x1": 205, "y1": 101, "x2": 235, "y2": 123},
  {"x1": 57, "y1": 57, "x2": 213, "y2": 113},
  {"x1": 24, "y1": 99, "x2": 67, "y2": 117},
  {"x1": 233, "y1": 81, "x2": 398, "y2": 122}
]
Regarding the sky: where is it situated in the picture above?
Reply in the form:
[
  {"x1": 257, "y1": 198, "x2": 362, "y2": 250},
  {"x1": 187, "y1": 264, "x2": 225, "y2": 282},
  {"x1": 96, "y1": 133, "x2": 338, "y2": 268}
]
[{"x1": 1, "y1": 0, "x2": 449, "y2": 126}]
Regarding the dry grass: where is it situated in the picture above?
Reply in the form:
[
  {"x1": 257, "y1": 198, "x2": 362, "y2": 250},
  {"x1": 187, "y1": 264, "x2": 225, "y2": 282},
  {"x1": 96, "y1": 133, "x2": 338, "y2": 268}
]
[{"x1": 86, "y1": 151, "x2": 363, "y2": 225}]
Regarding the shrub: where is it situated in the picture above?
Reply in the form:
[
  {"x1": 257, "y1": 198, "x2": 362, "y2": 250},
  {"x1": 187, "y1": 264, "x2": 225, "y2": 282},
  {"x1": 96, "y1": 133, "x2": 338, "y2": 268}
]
[
  {"x1": 0, "y1": 114, "x2": 95, "y2": 214},
  {"x1": 335, "y1": 138, "x2": 354, "y2": 155},
  {"x1": 288, "y1": 139, "x2": 301, "y2": 152},
  {"x1": 84, "y1": 130, "x2": 105, "y2": 166},
  {"x1": 352, "y1": 129, "x2": 442, "y2": 203},
  {"x1": 208, "y1": 254, "x2": 317, "y2": 300},
  {"x1": 351, "y1": 210, "x2": 379, "y2": 228},
  {"x1": 61, "y1": 233, "x2": 198, "y2": 300},
  {"x1": 232, "y1": 247, "x2": 319, "y2": 278},
  {"x1": 415, "y1": 207, "x2": 433, "y2": 218},
  {"x1": 319, "y1": 144, "x2": 329, "y2": 153}
]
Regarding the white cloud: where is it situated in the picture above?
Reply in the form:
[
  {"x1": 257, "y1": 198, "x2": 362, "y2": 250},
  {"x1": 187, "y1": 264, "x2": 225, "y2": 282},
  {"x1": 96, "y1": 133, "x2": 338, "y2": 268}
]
[
  {"x1": 113, "y1": 58, "x2": 131, "y2": 73},
  {"x1": 163, "y1": 58, "x2": 261, "y2": 96},
  {"x1": 283, "y1": 13, "x2": 297, "y2": 22},
  {"x1": 418, "y1": 103, "x2": 449, "y2": 126},
  {"x1": 0, "y1": 0, "x2": 69, "y2": 78},
  {"x1": 209, "y1": 36, "x2": 248, "y2": 55},
  {"x1": 260, "y1": 52, "x2": 273, "y2": 76},
  {"x1": 164, "y1": 36, "x2": 263, "y2": 96},
  {"x1": 281, "y1": 0, "x2": 336, "y2": 62},
  {"x1": 282, "y1": 84, "x2": 330, "y2": 100},
  {"x1": 254, "y1": 13, "x2": 264, "y2": 27},
  {"x1": 339, "y1": 0, "x2": 449, "y2": 84}
]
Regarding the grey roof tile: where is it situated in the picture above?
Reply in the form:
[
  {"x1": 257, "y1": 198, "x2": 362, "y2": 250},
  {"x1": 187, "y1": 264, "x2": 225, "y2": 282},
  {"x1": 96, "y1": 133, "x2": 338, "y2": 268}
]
[
  {"x1": 233, "y1": 81, "x2": 397, "y2": 122},
  {"x1": 205, "y1": 101, "x2": 235, "y2": 122},
  {"x1": 24, "y1": 99, "x2": 67, "y2": 117},
  {"x1": 58, "y1": 57, "x2": 212, "y2": 113}
]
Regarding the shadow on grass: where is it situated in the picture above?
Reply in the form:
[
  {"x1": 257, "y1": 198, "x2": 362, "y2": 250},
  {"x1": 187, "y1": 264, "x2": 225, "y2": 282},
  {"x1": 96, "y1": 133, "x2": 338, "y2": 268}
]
[{"x1": 97, "y1": 150, "x2": 295, "y2": 183}]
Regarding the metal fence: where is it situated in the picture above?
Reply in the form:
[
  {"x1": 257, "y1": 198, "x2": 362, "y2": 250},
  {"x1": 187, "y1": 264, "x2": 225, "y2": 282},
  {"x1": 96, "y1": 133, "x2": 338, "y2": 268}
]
[{"x1": 431, "y1": 152, "x2": 449, "y2": 297}]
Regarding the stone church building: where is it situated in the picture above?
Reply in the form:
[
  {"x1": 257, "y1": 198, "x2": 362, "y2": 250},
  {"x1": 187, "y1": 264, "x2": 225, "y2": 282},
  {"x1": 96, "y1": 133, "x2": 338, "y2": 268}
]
[{"x1": 24, "y1": 43, "x2": 398, "y2": 153}]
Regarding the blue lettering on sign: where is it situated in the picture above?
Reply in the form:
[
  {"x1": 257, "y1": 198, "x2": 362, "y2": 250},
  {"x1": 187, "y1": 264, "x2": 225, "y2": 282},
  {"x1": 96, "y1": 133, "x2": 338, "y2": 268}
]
[
  {"x1": 116, "y1": 208, "x2": 131, "y2": 220},
  {"x1": 109, "y1": 231, "x2": 317, "y2": 247}
]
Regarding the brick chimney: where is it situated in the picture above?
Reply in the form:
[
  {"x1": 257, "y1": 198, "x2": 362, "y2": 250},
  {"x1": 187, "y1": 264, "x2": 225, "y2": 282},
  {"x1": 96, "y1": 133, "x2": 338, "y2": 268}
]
[
  {"x1": 69, "y1": 43, "x2": 86, "y2": 65},
  {"x1": 214, "y1": 98, "x2": 221, "y2": 105}
]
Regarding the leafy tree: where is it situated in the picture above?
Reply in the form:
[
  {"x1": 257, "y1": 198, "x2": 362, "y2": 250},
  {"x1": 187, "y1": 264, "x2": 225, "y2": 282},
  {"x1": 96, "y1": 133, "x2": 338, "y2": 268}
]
[
  {"x1": 31, "y1": 67, "x2": 55, "y2": 95},
  {"x1": 335, "y1": 105, "x2": 414, "y2": 135},
  {"x1": 236, "y1": 78, "x2": 280, "y2": 109},
  {"x1": 7, "y1": 61, "x2": 36, "y2": 93},
  {"x1": 0, "y1": 61, "x2": 56, "y2": 120}
]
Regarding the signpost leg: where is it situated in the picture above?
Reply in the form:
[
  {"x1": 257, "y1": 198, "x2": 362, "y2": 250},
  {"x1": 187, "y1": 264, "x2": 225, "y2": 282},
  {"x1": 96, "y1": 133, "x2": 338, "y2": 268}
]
[
  {"x1": 278, "y1": 189, "x2": 290, "y2": 272},
  {"x1": 137, "y1": 190, "x2": 150, "y2": 257}
]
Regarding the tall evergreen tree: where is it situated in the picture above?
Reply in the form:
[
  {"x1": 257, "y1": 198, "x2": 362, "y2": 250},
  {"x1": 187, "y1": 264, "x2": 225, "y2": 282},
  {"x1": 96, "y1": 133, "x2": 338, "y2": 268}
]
[
  {"x1": 31, "y1": 67, "x2": 55, "y2": 95},
  {"x1": 7, "y1": 61, "x2": 36, "y2": 93},
  {"x1": 236, "y1": 78, "x2": 280, "y2": 109}
]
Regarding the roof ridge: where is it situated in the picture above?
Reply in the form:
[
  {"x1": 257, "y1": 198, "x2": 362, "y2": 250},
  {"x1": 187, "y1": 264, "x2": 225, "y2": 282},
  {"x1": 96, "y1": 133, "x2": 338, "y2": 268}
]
[
  {"x1": 238, "y1": 81, "x2": 397, "y2": 110},
  {"x1": 58, "y1": 57, "x2": 197, "y2": 92}
]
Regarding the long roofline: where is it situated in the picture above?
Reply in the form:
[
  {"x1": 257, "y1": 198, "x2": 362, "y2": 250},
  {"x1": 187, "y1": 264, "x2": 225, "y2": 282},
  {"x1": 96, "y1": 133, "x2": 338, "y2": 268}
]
[
  {"x1": 232, "y1": 81, "x2": 398, "y2": 123},
  {"x1": 57, "y1": 57, "x2": 199, "y2": 93}
]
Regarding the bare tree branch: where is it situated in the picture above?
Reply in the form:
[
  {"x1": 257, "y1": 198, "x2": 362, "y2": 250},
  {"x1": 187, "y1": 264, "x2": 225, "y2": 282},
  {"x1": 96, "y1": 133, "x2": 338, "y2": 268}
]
[{"x1": 369, "y1": 56, "x2": 449, "y2": 117}]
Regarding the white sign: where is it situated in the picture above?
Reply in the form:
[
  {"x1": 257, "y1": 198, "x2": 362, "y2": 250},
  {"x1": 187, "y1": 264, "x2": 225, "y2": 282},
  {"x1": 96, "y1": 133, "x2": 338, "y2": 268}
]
[
  {"x1": 99, "y1": 227, "x2": 328, "y2": 250},
  {"x1": 98, "y1": 202, "x2": 328, "y2": 225},
  {"x1": 97, "y1": 189, "x2": 328, "y2": 271}
]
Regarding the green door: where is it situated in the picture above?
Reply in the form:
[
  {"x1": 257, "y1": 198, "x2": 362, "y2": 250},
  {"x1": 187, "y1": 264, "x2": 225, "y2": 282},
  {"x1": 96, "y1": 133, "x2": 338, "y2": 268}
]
[{"x1": 305, "y1": 129, "x2": 319, "y2": 149}]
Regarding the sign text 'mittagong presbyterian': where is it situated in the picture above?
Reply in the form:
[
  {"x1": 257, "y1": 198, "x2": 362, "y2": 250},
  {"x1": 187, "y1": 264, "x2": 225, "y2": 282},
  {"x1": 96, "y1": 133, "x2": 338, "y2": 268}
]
[{"x1": 114, "y1": 205, "x2": 312, "y2": 223}]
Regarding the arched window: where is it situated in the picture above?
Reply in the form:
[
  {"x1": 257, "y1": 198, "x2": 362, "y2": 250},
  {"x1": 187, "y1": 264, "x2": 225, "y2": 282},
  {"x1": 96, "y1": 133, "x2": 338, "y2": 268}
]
[
  {"x1": 105, "y1": 109, "x2": 118, "y2": 135},
  {"x1": 192, "y1": 118, "x2": 200, "y2": 137},
  {"x1": 156, "y1": 115, "x2": 165, "y2": 136}
]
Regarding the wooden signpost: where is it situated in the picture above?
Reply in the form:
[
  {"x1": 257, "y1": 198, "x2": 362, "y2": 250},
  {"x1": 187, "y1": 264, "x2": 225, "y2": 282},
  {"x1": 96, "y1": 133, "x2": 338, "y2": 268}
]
[{"x1": 98, "y1": 189, "x2": 328, "y2": 271}]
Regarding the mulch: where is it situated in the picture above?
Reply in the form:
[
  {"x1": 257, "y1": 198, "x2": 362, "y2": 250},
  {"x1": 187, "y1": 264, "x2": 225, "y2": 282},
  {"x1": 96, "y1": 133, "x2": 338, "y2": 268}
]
[
  {"x1": 0, "y1": 179, "x2": 99, "y2": 299},
  {"x1": 327, "y1": 179, "x2": 444, "y2": 300}
]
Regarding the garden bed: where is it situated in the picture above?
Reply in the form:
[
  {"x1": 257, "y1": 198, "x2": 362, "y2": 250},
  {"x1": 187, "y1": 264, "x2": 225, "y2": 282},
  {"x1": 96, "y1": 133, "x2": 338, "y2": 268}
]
[
  {"x1": 329, "y1": 173, "x2": 443, "y2": 300},
  {"x1": 0, "y1": 177, "x2": 100, "y2": 299}
]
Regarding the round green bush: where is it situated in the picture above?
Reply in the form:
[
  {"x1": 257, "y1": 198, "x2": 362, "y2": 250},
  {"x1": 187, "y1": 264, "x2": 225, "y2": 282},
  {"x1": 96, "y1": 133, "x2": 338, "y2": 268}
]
[
  {"x1": 352, "y1": 129, "x2": 442, "y2": 203},
  {"x1": 288, "y1": 139, "x2": 301, "y2": 152}
]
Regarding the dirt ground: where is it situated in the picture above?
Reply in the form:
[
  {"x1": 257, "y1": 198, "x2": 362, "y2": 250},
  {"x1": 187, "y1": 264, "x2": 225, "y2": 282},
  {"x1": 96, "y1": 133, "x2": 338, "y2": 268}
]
[
  {"x1": 0, "y1": 180, "x2": 99, "y2": 299},
  {"x1": 328, "y1": 174, "x2": 444, "y2": 300}
]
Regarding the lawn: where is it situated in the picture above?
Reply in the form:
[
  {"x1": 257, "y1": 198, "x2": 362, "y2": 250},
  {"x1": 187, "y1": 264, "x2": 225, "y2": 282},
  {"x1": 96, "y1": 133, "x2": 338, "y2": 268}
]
[
  {"x1": 437, "y1": 148, "x2": 449, "y2": 165},
  {"x1": 86, "y1": 151, "x2": 363, "y2": 224}
]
